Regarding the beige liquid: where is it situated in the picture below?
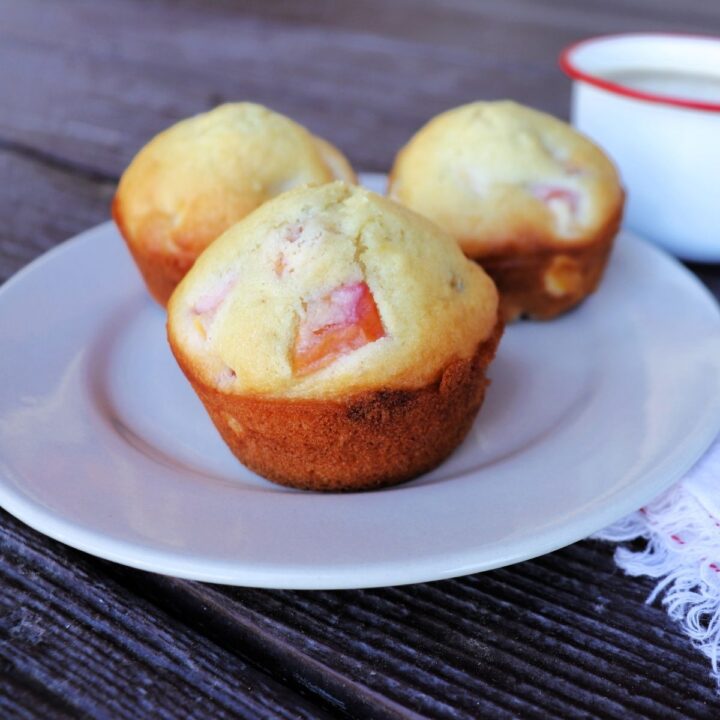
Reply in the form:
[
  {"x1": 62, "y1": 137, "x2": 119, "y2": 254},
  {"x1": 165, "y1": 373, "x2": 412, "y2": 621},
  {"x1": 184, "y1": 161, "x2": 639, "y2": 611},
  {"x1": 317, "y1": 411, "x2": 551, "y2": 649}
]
[{"x1": 603, "y1": 69, "x2": 720, "y2": 103}]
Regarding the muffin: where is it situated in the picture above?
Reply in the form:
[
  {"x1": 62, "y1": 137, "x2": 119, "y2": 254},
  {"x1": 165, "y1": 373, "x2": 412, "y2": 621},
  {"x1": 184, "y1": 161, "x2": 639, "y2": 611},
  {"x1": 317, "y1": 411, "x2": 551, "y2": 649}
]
[
  {"x1": 113, "y1": 103, "x2": 356, "y2": 306},
  {"x1": 388, "y1": 101, "x2": 624, "y2": 321},
  {"x1": 167, "y1": 182, "x2": 502, "y2": 491}
]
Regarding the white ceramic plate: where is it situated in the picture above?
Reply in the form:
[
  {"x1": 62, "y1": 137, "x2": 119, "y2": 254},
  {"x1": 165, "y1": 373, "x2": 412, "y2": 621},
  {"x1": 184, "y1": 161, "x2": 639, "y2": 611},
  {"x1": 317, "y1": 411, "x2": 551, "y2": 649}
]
[{"x1": 2, "y1": 174, "x2": 720, "y2": 589}]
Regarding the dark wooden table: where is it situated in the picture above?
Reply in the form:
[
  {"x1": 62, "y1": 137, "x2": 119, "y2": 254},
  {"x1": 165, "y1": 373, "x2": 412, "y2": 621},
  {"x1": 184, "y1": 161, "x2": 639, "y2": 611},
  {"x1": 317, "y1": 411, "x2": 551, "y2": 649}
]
[{"x1": 2, "y1": 2, "x2": 720, "y2": 717}]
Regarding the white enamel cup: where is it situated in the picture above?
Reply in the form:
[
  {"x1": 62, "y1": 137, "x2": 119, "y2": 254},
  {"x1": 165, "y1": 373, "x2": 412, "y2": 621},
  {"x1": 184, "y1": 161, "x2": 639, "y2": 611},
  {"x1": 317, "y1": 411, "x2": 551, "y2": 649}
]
[{"x1": 560, "y1": 33, "x2": 720, "y2": 262}]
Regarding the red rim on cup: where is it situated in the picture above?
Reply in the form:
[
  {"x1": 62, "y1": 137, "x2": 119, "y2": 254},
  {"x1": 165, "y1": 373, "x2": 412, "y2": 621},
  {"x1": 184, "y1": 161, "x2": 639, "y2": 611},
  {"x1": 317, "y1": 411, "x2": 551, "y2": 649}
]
[{"x1": 559, "y1": 33, "x2": 720, "y2": 114}]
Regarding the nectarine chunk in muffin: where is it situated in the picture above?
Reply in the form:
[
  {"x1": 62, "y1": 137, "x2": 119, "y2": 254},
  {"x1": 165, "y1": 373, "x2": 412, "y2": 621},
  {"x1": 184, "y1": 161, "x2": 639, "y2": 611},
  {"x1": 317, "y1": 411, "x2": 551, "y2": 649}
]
[
  {"x1": 293, "y1": 282, "x2": 385, "y2": 376},
  {"x1": 530, "y1": 185, "x2": 581, "y2": 236},
  {"x1": 190, "y1": 271, "x2": 238, "y2": 340}
]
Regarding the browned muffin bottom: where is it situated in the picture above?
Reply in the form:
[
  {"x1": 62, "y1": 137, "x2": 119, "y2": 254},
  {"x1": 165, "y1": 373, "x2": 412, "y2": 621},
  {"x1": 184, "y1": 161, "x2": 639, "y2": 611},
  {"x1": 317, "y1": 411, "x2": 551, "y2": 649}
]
[
  {"x1": 112, "y1": 197, "x2": 195, "y2": 306},
  {"x1": 475, "y1": 203, "x2": 622, "y2": 321},
  {"x1": 170, "y1": 315, "x2": 503, "y2": 491}
]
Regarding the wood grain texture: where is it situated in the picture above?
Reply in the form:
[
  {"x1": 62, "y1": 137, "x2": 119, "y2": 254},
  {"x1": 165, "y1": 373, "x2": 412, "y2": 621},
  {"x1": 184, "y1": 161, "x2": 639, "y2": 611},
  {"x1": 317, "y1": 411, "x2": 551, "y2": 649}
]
[
  {"x1": 1, "y1": 0, "x2": 719, "y2": 177},
  {"x1": 0, "y1": 150, "x2": 113, "y2": 283},
  {"x1": 104, "y1": 543, "x2": 720, "y2": 719},
  {"x1": 0, "y1": 510, "x2": 334, "y2": 720},
  {"x1": 2, "y1": 1, "x2": 720, "y2": 718},
  {"x1": 28, "y1": 542, "x2": 720, "y2": 719},
  {"x1": 5, "y1": 500, "x2": 719, "y2": 719}
]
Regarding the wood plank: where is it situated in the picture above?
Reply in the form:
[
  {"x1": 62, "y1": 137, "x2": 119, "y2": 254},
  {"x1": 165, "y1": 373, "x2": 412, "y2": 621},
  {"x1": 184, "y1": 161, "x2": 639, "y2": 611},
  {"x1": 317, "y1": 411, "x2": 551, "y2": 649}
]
[
  {"x1": 1, "y1": 0, "x2": 718, "y2": 178},
  {"x1": 8, "y1": 484, "x2": 718, "y2": 719},
  {"x1": 0, "y1": 510, "x2": 334, "y2": 720},
  {"x1": 0, "y1": 150, "x2": 113, "y2": 283},
  {"x1": 118, "y1": 542, "x2": 720, "y2": 719}
]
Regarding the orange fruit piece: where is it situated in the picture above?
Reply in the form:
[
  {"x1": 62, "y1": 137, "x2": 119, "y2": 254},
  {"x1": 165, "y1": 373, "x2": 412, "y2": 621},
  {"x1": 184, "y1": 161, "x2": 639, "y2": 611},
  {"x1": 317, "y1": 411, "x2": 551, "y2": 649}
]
[{"x1": 293, "y1": 282, "x2": 385, "y2": 376}]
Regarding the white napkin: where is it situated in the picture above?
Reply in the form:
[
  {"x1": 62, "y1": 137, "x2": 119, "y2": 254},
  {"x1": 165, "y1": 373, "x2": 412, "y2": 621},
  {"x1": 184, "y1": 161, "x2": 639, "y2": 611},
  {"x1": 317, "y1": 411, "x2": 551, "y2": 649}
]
[{"x1": 595, "y1": 434, "x2": 720, "y2": 683}]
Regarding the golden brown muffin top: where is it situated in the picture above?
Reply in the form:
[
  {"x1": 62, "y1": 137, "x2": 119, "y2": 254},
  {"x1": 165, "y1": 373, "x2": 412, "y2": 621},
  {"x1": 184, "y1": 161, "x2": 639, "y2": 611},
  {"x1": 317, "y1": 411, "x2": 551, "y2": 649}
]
[
  {"x1": 168, "y1": 182, "x2": 499, "y2": 400},
  {"x1": 114, "y1": 103, "x2": 355, "y2": 259},
  {"x1": 389, "y1": 101, "x2": 623, "y2": 257}
]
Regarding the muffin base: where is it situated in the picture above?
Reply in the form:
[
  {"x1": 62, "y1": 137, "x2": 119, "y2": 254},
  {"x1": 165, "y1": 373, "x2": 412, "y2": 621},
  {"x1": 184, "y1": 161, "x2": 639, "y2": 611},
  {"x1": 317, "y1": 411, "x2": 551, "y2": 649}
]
[
  {"x1": 480, "y1": 236, "x2": 613, "y2": 322},
  {"x1": 112, "y1": 196, "x2": 195, "y2": 307},
  {"x1": 170, "y1": 317, "x2": 503, "y2": 492},
  {"x1": 472, "y1": 207, "x2": 622, "y2": 322}
]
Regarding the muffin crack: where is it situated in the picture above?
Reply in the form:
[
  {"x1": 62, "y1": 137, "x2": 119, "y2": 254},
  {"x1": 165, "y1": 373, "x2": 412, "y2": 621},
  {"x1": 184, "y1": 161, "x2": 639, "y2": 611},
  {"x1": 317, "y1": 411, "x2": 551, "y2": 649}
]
[{"x1": 349, "y1": 219, "x2": 374, "y2": 282}]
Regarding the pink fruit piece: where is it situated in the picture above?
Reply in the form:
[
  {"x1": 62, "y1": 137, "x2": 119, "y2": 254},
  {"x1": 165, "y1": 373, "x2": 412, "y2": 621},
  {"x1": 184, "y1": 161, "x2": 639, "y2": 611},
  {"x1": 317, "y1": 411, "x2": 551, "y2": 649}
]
[
  {"x1": 531, "y1": 185, "x2": 580, "y2": 215},
  {"x1": 293, "y1": 282, "x2": 385, "y2": 376},
  {"x1": 192, "y1": 273, "x2": 238, "y2": 317},
  {"x1": 285, "y1": 223, "x2": 303, "y2": 242},
  {"x1": 191, "y1": 272, "x2": 238, "y2": 339}
]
